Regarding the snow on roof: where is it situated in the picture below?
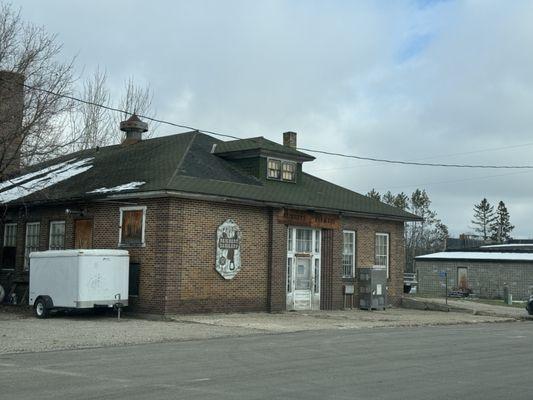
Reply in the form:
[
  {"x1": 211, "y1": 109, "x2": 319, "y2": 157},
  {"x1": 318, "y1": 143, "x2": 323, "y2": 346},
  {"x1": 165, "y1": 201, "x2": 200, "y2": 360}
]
[
  {"x1": 0, "y1": 158, "x2": 93, "y2": 203},
  {"x1": 87, "y1": 181, "x2": 146, "y2": 194},
  {"x1": 480, "y1": 243, "x2": 533, "y2": 248},
  {"x1": 416, "y1": 251, "x2": 533, "y2": 262}
]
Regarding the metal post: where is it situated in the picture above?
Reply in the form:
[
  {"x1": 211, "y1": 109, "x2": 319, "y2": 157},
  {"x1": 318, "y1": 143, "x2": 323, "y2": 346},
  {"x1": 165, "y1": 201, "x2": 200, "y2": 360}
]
[
  {"x1": 445, "y1": 272, "x2": 448, "y2": 305},
  {"x1": 115, "y1": 293, "x2": 121, "y2": 321}
]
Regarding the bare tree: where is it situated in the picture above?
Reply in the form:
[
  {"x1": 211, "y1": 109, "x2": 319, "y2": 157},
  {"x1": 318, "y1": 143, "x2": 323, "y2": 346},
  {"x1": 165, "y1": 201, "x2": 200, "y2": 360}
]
[
  {"x1": 68, "y1": 68, "x2": 114, "y2": 151},
  {"x1": 0, "y1": 3, "x2": 75, "y2": 174},
  {"x1": 70, "y1": 74, "x2": 157, "y2": 150},
  {"x1": 113, "y1": 77, "x2": 156, "y2": 143}
]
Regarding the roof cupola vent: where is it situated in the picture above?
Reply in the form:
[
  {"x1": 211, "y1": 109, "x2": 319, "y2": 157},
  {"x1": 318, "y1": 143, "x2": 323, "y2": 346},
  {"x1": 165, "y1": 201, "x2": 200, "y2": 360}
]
[{"x1": 120, "y1": 114, "x2": 148, "y2": 145}]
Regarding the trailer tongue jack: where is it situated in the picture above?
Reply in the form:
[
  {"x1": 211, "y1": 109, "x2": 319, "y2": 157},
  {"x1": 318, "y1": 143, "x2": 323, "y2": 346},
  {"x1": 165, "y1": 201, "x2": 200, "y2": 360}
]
[{"x1": 114, "y1": 293, "x2": 124, "y2": 321}]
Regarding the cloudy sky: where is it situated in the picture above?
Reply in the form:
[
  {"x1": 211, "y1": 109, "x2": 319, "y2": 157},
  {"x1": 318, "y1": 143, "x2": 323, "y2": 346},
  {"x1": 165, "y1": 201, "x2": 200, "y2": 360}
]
[{"x1": 13, "y1": 0, "x2": 533, "y2": 237}]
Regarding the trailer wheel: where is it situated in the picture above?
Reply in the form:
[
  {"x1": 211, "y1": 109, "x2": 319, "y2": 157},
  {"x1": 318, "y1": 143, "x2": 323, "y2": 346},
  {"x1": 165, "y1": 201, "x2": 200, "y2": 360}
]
[{"x1": 34, "y1": 298, "x2": 50, "y2": 319}]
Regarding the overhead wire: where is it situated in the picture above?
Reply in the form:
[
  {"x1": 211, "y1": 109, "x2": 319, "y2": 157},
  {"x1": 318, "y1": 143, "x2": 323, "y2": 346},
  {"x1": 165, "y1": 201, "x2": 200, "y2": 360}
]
[{"x1": 5, "y1": 75, "x2": 533, "y2": 169}]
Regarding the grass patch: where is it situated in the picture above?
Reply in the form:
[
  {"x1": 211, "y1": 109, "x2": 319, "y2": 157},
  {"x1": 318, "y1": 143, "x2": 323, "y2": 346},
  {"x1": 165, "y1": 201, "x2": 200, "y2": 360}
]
[{"x1": 460, "y1": 298, "x2": 525, "y2": 309}]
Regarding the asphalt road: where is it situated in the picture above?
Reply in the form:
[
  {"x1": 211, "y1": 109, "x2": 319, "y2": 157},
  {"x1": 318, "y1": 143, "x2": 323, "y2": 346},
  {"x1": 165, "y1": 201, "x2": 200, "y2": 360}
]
[{"x1": 0, "y1": 322, "x2": 531, "y2": 400}]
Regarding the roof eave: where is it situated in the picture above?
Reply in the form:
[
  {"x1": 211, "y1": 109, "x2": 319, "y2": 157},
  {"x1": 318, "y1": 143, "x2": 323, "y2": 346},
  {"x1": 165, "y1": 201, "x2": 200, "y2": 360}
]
[{"x1": 100, "y1": 189, "x2": 415, "y2": 222}]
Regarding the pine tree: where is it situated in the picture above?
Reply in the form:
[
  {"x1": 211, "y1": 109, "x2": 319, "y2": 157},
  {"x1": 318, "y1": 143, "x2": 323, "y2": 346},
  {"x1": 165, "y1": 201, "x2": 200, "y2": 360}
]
[
  {"x1": 490, "y1": 201, "x2": 514, "y2": 243},
  {"x1": 366, "y1": 189, "x2": 381, "y2": 201},
  {"x1": 382, "y1": 191, "x2": 395, "y2": 205},
  {"x1": 392, "y1": 192, "x2": 409, "y2": 211},
  {"x1": 471, "y1": 198, "x2": 495, "y2": 240}
]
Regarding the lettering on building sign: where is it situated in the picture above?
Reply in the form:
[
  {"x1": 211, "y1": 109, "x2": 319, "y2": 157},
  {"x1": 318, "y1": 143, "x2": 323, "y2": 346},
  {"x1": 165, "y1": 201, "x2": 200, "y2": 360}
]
[
  {"x1": 216, "y1": 219, "x2": 242, "y2": 280},
  {"x1": 277, "y1": 209, "x2": 341, "y2": 229}
]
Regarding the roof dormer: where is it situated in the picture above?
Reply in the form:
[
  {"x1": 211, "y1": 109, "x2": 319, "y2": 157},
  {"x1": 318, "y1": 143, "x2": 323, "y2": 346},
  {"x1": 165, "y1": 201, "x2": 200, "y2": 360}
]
[{"x1": 212, "y1": 132, "x2": 314, "y2": 183}]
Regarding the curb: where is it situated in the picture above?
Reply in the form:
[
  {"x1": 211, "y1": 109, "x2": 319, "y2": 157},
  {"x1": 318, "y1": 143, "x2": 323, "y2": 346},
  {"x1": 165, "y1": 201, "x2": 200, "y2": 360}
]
[{"x1": 401, "y1": 297, "x2": 532, "y2": 320}]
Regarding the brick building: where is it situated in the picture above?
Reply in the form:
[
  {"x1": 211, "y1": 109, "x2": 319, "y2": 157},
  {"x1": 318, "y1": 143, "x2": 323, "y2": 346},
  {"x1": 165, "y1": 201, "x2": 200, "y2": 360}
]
[
  {"x1": 416, "y1": 249, "x2": 533, "y2": 300},
  {"x1": 0, "y1": 72, "x2": 420, "y2": 315}
]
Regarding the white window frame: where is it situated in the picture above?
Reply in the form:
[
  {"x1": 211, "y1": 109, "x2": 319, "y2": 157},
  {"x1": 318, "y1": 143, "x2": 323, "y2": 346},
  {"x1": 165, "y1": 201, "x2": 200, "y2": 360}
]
[
  {"x1": 24, "y1": 222, "x2": 40, "y2": 271},
  {"x1": 286, "y1": 227, "x2": 321, "y2": 294},
  {"x1": 49, "y1": 220, "x2": 66, "y2": 250},
  {"x1": 375, "y1": 232, "x2": 390, "y2": 278},
  {"x1": 3, "y1": 223, "x2": 17, "y2": 247},
  {"x1": 342, "y1": 230, "x2": 356, "y2": 278},
  {"x1": 119, "y1": 206, "x2": 147, "y2": 246}
]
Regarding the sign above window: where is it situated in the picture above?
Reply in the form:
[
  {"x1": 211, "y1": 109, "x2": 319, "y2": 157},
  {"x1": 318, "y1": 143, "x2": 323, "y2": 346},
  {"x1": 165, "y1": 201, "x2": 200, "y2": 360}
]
[
  {"x1": 216, "y1": 219, "x2": 242, "y2": 280},
  {"x1": 277, "y1": 209, "x2": 341, "y2": 230}
]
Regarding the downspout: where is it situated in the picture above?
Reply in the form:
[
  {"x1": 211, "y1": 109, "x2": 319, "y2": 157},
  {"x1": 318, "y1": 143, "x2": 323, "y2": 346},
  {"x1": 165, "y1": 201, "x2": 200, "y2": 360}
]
[{"x1": 267, "y1": 207, "x2": 273, "y2": 312}]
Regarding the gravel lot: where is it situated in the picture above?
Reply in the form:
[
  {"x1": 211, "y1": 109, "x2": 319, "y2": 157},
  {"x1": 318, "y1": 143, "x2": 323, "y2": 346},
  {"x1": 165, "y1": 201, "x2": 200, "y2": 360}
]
[{"x1": 0, "y1": 305, "x2": 513, "y2": 354}]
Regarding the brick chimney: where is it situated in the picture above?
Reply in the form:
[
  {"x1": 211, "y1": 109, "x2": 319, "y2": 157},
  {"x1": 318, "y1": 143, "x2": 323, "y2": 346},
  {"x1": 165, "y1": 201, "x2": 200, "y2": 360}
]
[
  {"x1": 120, "y1": 114, "x2": 148, "y2": 145},
  {"x1": 283, "y1": 131, "x2": 297, "y2": 149},
  {"x1": 0, "y1": 71, "x2": 24, "y2": 178}
]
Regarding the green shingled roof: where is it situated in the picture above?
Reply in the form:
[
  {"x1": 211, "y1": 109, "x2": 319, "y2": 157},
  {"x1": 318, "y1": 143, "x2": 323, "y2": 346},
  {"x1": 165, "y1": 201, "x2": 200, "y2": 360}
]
[
  {"x1": 0, "y1": 131, "x2": 420, "y2": 221},
  {"x1": 213, "y1": 136, "x2": 315, "y2": 161}
]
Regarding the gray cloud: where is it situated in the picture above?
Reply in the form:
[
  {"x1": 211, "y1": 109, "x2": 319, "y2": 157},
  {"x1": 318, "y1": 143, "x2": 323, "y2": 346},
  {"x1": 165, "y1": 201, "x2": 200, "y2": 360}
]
[{"x1": 13, "y1": 0, "x2": 533, "y2": 237}]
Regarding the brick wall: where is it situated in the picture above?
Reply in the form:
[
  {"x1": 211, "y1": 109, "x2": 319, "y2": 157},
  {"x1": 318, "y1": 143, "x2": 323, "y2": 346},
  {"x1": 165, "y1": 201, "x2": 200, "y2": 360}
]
[
  {"x1": 341, "y1": 216, "x2": 405, "y2": 307},
  {"x1": 0, "y1": 197, "x2": 406, "y2": 313},
  {"x1": 417, "y1": 260, "x2": 533, "y2": 300},
  {"x1": 165, "y1": 198, "x2": 271, "y2": 313}
]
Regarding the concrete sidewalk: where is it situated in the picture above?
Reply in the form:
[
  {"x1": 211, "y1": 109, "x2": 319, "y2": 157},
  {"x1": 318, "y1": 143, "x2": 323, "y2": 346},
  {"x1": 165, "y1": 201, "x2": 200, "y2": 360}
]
[
  {"x1": 403, "y1": 296, "x2": 532, "y2": 319},
  {"x1": 169, "y1": 308, "x2": 513, "y2": 333},
  {"x1": 0, "y1": 307, "x2": 513, "y2": 354}
]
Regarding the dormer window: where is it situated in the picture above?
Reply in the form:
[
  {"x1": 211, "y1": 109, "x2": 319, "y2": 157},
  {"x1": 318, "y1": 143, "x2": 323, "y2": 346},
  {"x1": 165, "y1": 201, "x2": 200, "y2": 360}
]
[
  {"x1": 267, "y1": 158, "x2": 296, "y2": 182},
  {"x1": 282, "y1": 161, "x2": 296, "y2": 182},
  {"x1": 267, "y1": 158, "x2": 281, "y2": 179}
]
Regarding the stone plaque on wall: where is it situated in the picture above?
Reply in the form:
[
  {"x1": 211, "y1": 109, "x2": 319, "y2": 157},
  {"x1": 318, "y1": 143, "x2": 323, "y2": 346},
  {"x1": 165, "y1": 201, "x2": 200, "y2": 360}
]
[{"x1": 216, "y1": 219, "x2": 242, "y2": 280}]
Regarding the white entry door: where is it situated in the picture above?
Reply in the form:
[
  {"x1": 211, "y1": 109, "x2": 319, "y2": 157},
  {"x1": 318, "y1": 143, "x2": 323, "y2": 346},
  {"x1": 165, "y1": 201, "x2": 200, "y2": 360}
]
[{"x1": 293, "y1": 257, "x2": 312, "y2": 310}]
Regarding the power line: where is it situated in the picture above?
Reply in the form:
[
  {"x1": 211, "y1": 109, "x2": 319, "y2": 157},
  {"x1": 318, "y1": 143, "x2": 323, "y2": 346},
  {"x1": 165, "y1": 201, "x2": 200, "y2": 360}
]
[
  {"x1": 297, "y1": 147, "x2": 533, "y2": 169},
  {"x1": 6, "y1": 76, "x2": 533, "y2": 169},
  {"x1": 371, "y1": 169, "x2": 533, "y2": 192},
  {"x1": 308, "y1": 142, "x2": 533, "y2": 173},
  {"x1": 1, "y1": 76, "x2": 241, "y2": 141}
]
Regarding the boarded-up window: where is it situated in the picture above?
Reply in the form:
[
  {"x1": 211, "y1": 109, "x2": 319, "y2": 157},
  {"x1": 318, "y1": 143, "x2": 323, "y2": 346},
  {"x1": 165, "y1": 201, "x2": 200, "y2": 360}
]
[
  {"x1": 75, "y1": 219, "x2": 93, "y2": 249},
  {"x1": 129, "y1": 263, "x2": 140, "y2": 296},
  {"x1": 120, "y1": 207, "x2": 146, "y2": 245}
]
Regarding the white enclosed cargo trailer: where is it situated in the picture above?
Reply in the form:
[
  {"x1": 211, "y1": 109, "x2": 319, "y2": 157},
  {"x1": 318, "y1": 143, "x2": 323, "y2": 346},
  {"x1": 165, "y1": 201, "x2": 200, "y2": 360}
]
[{"x1": 29, "y1": 249, "x2": 129, "y2": 318}]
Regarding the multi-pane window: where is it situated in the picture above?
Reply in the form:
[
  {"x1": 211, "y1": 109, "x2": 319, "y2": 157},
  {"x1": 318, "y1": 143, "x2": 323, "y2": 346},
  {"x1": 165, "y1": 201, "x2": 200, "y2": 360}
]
[
  {"x1": 375, "y1": 233, "x2": 390, "y2": 277},
  {"x1": 287, "y1": 258, "x2": 292, "y2": 293},
  {"x1": 281, "y1": 161, "x2": 296, "y2": 182},
  {"x1": 314, "y1": 258, "x2": 320, "y2": 293},
  {"x1": 314, "y1": 230, "x2": 321, "y2": 253},
  {"x1": 49, "y1": 221, "x2": 66, "y2": 250},
  {"x1": 343, "y1": 230, "x2": 356, "y2": 277},
  {"x1": 267, "y1": 158, "x2": 297, "y2": 182},
  {"x1": 3, "y1": 223, "x2": 17, "y2": 247},
  {"x1": 119, "y1": 206, "x2": 146, "y2": 245},
  {"x1": 287, "y1": 227, "x2": 293, "y2": 252},
  {"x1": 3, "y1": 223, "x2": 17, "y2": 268},
  {"x1": 267, "y1": 159, "x2": 281, "y2": 179},
  {"x1": 24, "y1": 222, "x2": 40, "y2": 270},
  {"x1": 295, "y1": 228, "x2": 313, "y2": 253}
]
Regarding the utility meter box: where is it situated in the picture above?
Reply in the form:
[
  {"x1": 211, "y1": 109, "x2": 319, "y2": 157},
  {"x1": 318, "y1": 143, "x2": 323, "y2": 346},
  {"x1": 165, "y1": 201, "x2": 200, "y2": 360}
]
[
  {"x1": 358, "y1": 266, "x2": 387, "y2": 311},
  {"x1": 29, "y1": 249, "x2": 129, "y2": 318}
]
